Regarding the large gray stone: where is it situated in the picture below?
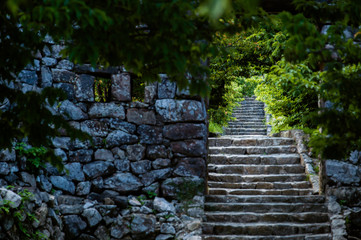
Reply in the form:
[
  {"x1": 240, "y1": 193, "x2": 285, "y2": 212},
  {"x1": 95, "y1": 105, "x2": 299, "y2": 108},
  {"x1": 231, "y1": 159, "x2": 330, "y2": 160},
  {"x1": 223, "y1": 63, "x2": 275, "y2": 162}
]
[
  {"x1": 42, "y1": 57, "x2": 57, "y2": 66},
  {"x1": 59, "y1": 100, "x2": 88, "y2": 120},
  {"x1": 65, "y1": 162, "x2": 85, "y2": 181},
  {"x1": 161, "y1": 177, "x2": 204, "y2": 197},
  {"x1": 0, "y1": 162, "x2": 10, "y2": 175},
  {"x1": 111, "y1": 73, "x2": 131, "y2": 101},
  {"x1": 68, "y1": 149, "x2": 93, "y2": 163},
  {"x1": 94, "y1": 149, "x2": 114, "y2": 161},
  {"x1": 155, "y1": 99, "x2": 206, "y2": 122},
  {"x1": 104, "y1": 173, "x2": 143, "y2": 193},
  {"x1": 153, "y1": 197, "x2": 176, "y2": 213},
  {"x1": 158, "y1": 75, "x2": 176, "y2": 99},
  {"x1": 171, "y1": 140, "x2": 206, "y2": 157},
  {"x1": 326, "y1": 160, "x2": 361, "y2": 185},
  {"x1": 80, "y1": 120, "x2": 109, "y2": 137},
  {"x1": 82, "y1": 208, "x2": 102, "y2": 227},
  {"x1": 137, "y1": 125, "x2": 163, "y2": 144},
  {"x1": 76, "y1": 181, "x2": 91, "y2": 196},
  {"x1": 54, "y1": 83, "x2": 75, "y2": 100},
  {"x1": 57, "y1": 59, "x2": 74, "y2": 70},
  {"x1": 106, "y1": 120, "x2": 136, "y2": 133},
  {"x1": 75, "y1": 74, "x2": 94, "y2": 101},
  {"x1": 89, "y1": 102, "x2": 125, "y2": 119},
  {"x1": 146, "y1": 145, "x2": 169, "y2": 160},
  {"x1": 83, "y1": 161, "x2": 115, "y2": 179},
  {"x1": 41, "y1": 66, "x2": 53, "y2": 87},
  {"x1": 95, "y1": 226, "x2": 110, "y2": 240},
  {"x1": 114, "y1": 159, "x2": 130, "y2": 172},
  {"x1": 1, "y1": 188, "x2": 21, "y2": 208},
  {"x1": 141, "y1": 168, "x2": 172, "y2": 186},
  {"x1": 50, "y1": 176, "x2": 76, "y2": 194},
  {"x1": 20, "y1": 172, "x2": 36, "y2": 187},
  {"x1": 144, "y1": 84, "x2": 157, "y2": 104},
  {"x1": 17, "y1": 70, "x2": 38, "y2": 84},
  {"x1": 52, "y1": 69, "x2": 76, "y2": 83},
  {"x1": 131, "y1": 214, "x2": 156, "y2": 236},
  {"x1": 106, "y1": 130, "x2": 138, "y2": 148},
  {"x1": 127, "y1": 108, "x2": 156, "y2": 125},
  {"x1": 152, "y1": 158, "x2": 171, "y2": 169},
  {"x1": 127, "y1": 144, "x2": 146, "y2": 161},
  {"x1": 131, "y1": 160, "x2": 152, "y2": 174},
  {"x1": 160, "y1": 223, "x2": 176, "y2": 234},
  {"x1": 0, "y1": 149, "x2": 16, "y2": 162},
  {"x1": 350, "y1": 150, "x2": 361, "y2": 164},
  {"x1": 110, "y1": 225, "x2": 126, "y2": 239},
  {"x1": 174, "y1": 158, "x2": 206, "y2": 178},
  {"x1": 51, "y1": 45, "x2": 65, "y2": 58},
  {"x1": 163, "y1": 123, "x2": 206, "y2": 140},
  {"x1": 52, "y1": 137, "x2": 70, "y2": 150},
  {"x1": 63, "y1": 215, "x2": 87, "y2": 239},
  {"x1": 38, "y1": 175, "x2": 52, "y2": 192}
]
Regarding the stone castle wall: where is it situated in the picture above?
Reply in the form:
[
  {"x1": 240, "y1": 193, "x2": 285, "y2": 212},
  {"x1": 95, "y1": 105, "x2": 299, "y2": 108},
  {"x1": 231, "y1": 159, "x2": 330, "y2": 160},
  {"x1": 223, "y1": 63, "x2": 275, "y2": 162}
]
[{"x1": 0, "y1": 39, "x2": 208, "y2": 240}]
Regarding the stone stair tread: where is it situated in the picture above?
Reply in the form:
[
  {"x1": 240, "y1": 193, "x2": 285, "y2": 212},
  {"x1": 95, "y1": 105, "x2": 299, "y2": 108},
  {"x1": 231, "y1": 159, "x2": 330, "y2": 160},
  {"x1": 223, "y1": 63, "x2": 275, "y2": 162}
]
[
  {"x1": 208, "y1": 173, "x2": 307, "y2": 182},
  {"x1": 205, "y1": 195, "x2": 326, "y2": 203},
  {"x1": 207, "y1": 181, "x2": 311, "y2": 189},
  {"x1": 201, "y1": 234, "x2": 332, "y2": 240},
  {"x1": 208, "y1": 188, "x2": 313, "y2": 195}
]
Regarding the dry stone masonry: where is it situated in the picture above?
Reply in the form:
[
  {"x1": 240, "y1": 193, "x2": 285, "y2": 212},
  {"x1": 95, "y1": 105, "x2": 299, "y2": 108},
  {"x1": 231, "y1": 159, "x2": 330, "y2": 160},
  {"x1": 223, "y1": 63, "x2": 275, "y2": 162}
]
[{"x1": 0, "y1": 39, "x2": 207, "y2": 239}]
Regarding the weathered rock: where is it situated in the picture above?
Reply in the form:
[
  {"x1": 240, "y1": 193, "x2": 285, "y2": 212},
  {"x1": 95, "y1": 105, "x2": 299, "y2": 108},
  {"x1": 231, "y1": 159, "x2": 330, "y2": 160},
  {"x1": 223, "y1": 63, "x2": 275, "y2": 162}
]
[
  {"x1": 76, "y1": 181, "x2": 92, "y2": 196},
  {"x1": 89, "y1": 102, "x2": 125, "y2": 119},
  {"x1": 57, "y1": 195, "x2": 83, "y2": 205},
  {"x1": 155, "y1": 99, "x2": 206, "y2": 122},
  {"x1": 0, "y1": 149, "x2": 16, "y2": 162},
  {"x1": 154, "y1": 197, "x2": 176, "y2": 213},
  {"x1": 131, "y1": 160, "x2": 152, "y2": 174},
  {"x1": 114, "y1": 159, "x2": 130, "y2": 172},
  {"x1": 106, "y1": 130, "x2": 139, "y2": 148},
  {"x1": 161, "y1": 177, "x2": 203, "y2": 197},
  {"x1": 127, "y1": 144, "x2": 146, "y2": 161},
  {"x1": 52, "y1": 137, "x2": 70, "y2": 150},
  {"x1": 41, "y1": 66, "x2": 53, "y2": 87},
  {"x1": 158, "y1": 75, "x2": 176, "y2": 99},
  {"x1": 83, "y1": 161, "x2": 115, "y2": 179},
  {"x1": 95, "y1": 225, "x2": 110, "y2": 240},
  {"x1": 0, "y1": 162, "x2": 10, "y2": 175},
  {"x1": 326, "y1": 160, "x2": 361, "y2": 185},
  {"x1": 143, "y1": 182, "x2": 160, "y2": 195},
  {"x1": 107, "y1": 120, "x2": 136, "y2": 133},
  {"x1": 1, "y1": 188, "x2": 21, "y2": 208},
  {"x1": 20, "y1": 172, "x2": 36, "y2": 187},
  {"x1": 131, "y1": 214, "x2": 156, "y2": 236},
  {"x1": 137, "y1": 125, "x2": 163, "y2": 144},
  {"x1": 156, "y1": 234, "x2": 174, "y2": 240},
  {"x1": 75, "y1": 74, "x2": 94, "y2": 101},
  {"x1": 82, "y1": 208, "x2": 102, "y2": 227},
  {"x1": 80, "y1": 120, "x2": 109, "y2": 137},
  {"x1": 161, "y1": 223, "x2": 176, "y2": 234},
  {"x1": 171, "y1": 140, "x2": 206, "y2": 157},
  {"x1": 174, "y1": 158, "x2": 206, "y2": 178},
  {"x1": 57, "y1": 59, "x2": 74, "y2": 70},
  {"x1": 163, "y1": 123, "x2": 206, "y2": 140},
  {"x1": 51, "y1": 45, "x2": 65, "y2": 58},
  {"x1": 144, "y1": 84, "x2": 157, "y2": 104},
  {"x1": 152, "y1": 158, "x2": 171, "y2": 169},
  {"x1": 78, "y1": 234, "x2": 97, "y2": 240},
  {"x1": 111, "y1": 73, "x2": 131, "y2": 101},
  {"x1": 65, "y1": 162, "x2": 85, "y2": 181},
  {"x1": 112, "y1": 147, "x2": 126, "y2": 159},
  {"x1": 59, "y1": 204, "x2": 83, "y2": 214},
  {"x1": 54, "y1": 83, "x2": 75, "y2": 100},
  {"x1": 127, "y1": 108, "x2": 156, "y2": 125},
  {"x1": 110, "y1": 225, "x2": 126, "y2": 238},
  {"x1": 68, "y1": 149, "x2": 93, "y2": 163},
  {"x1": 17, "y1": 70, "x2": 38, "y2": 84},
  {"x1": 104, "y1": 173, "x2": 143, "y2": 192},
  {"x1": 63, "y1": 215, "x2": 87, "y2": 239},
  {"x1": 38, "y1": 175, "x2": 52, "y2": 192},
  {"x1": 141, "y1": 168, "x2": 172, "y2": 186},
  {"x1": 350, "y1": 150, "x2": 361, "y2": 165},
  {"x1": 59, "y1": 100, "x2": 88, "y2": 120},
  {"x1": 50, "y1": 176, "x2": 76, "y2": 194},
  {"x1": 42, "y1": 57, "x2": 57, "y2": 66},
  {"x1": 146, "y1": 145, "x2": 168, "y2": 160},
  {"x1": 52, "y1": 69, "x2": 76, "y2": 83},
  {"x1": 94, "y1": 149, "x2": 114, "y2": 161}
]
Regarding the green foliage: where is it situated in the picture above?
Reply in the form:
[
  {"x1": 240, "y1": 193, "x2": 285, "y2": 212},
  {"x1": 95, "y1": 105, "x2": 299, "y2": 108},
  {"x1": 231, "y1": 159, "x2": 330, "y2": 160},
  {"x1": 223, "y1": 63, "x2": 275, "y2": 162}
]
[
  {"x1": 146, "y1": 191, "x2": 157, "y2": 199},
  {"x1": 0, "y1": 188, "x2": 48, "y2": 240},
  {"x1": 15, "y1": 142, "x2": 48, "y2": 173},
  {"x1": 255, "y1": 59, "x2": 319, "y2": 133},
  {"x1": 208, "y1": 25, "x2": 287, "y2": 127},
  {"x1": 209, "y1": 120, "x2": 224, "y2": 134},
  {"x1": 94, "y1": 77, "x2": 111, "y2": 102}
]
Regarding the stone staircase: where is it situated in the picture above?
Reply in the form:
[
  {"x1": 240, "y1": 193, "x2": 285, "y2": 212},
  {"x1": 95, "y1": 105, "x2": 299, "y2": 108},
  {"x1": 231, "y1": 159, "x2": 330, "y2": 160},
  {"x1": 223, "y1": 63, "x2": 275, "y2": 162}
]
[
  {"x1": 203, "y1": 97, "x2": 331, "y2": 239},
  {"x1": 226, "y1": 97, "x2": 266, "y2": 135}
]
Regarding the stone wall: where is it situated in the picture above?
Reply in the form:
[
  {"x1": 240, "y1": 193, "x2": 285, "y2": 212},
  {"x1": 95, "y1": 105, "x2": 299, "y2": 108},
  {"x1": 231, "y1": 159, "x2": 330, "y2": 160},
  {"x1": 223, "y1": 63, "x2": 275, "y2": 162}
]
[{"x1": 0, "y1": 40, "x2": 208, "y2": 240}]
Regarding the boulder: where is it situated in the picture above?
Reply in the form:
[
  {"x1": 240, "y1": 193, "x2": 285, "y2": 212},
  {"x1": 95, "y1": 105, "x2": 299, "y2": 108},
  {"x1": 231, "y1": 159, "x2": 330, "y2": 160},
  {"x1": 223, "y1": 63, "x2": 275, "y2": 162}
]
[
  {"x1": 155, "y1": 99, "x2": 206, "y2": 122},
  {"x1": 52, "y1": 69, "x2": 76, "y2": 83},
  {"x1": 41, "y1": 66, "x2": 53, "y2": 87},
  {"x1": 94, "y1": 149, "x2": 114, "y2": 161},
  {"x1": 171, "y1": 140, "x2": 206, "y2": 157},
  {"x1": 104, "y1": 173, "x2": 143, "y2": 193},
  {"x1": 137, "y1": 125, "x2": 163, "y2": 144},
  {"x1": 83, "y1": 161, "x2": 115, "y2": 179},
  {"x1": 80, "y1": 120, "x2": 109, "y2": 137},
  {"x1": 106, "y1": 130, "x2": 138, "y2": 148},
  {"x1": 127, "y1": 144, "x2": 146, "y2": 161},
  {"x1": 68, "y1": 149, "x2": 93, "y2": 163},
  {"x1": 75, "y1": 74, "x2": 94, "y2": 101},
  {"x1": 153, "y1": 197, "x2": 176, "y2": 213},
  {"x1": 17, "y1": 70, "x2": 38, "y2": 84},
  {"x1": 163, "y1": 123, "x2": 206, "y2": 140},
  {"x1": 174, "y1": 158, "x2": 206, "y2": 178},
  {"x1": 326, "y1": 160, "x2": 361, "y2": 185},
  {"x1": 89, "y1": 102, "x2": 125, "y2": 119},
  {"x1": 131, "y1": 214, "x2": 156, "y2": 236},
  {"x1": 141, "y1": 168, "x2": 172, "y2": 186},
  {"x1": 146, "y1": 145, "x2": 169, "y2": 159},
  {"x1": 59, "y1": 100, "x2": 88, "y2": 120},
  {"x1": 54, "y1": 83, "x2": 75, "y2": 100},
  {"x1": 65, "y1": 162, "x2": 85, "y2": 181},
  {"x1": 158, "y1": 75, "x2": 176, "y2": 99},
  {"x1": 131, "y1": 160, "x2": 152, "y2": 174},
  {"x1": 63, "y1": 215, "x2": 87, "y2": 239},
  {"x1": 82, "y1": 208, "x2": 102, "y2": 227},
  {"x1": 127, "y1": 108, "x2": 156, "y2": 125},
  {"x1": 111, "y1": 73, "x2": 131, "y2": 101},
  {"x1": 50, "y1": 176, "x2": 76, "y2": 194}
]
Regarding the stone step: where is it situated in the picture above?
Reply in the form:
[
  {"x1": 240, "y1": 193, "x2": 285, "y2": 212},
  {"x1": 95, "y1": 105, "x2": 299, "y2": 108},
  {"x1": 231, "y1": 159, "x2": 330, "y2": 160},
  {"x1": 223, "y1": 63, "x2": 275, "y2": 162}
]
[
  {"x1": 208, "y1": 173, "x2": 307, "y2": 183},
  {"x1": 204, "y1": 212, "x2": 329, "y2": 223},
  {"x1": 202, "y1": 233, "x2": 332, "y2": 240},
  {"x1": 205, "y1": 202, "x2": 327, "y2": 213},
  {"x1": 226, "y1": 132, "x2": 267, "y2": 136},
  {"x1": 202, "y1": 222, "x2": 330, "y2": 235},
  {"x1": 208, "y1": 188, "x2": 313, "y2": 196},
  {"x1": 225, "y1": 131, "x2": 267, "y2": 135},
  {"x1": 208, "y1": 138, "x2": 294, "y2": 147},
  {"x1": 208, "y1": 164, "x2": 305, "y2": 174},
  {"x1": 227, "y1": 127, "x2": 266, "y2": 131},
  {"x1": 205, "y1": 195, "x2": 326, "y2": 204},
  {"x1": 207, "y1": 181, "x2": 311, "y2": 189},
  {"x1": 228, "y1": 123, "x2": 265, "y2": 128},
  {"x1": 228, "y1": 125, "x2": 266, "y2": 129},
  {"x1": 208, "y1": 154, "x2": 300, "y2": 164},
  {"x1": 209, "y1": 145, "x2": 297, "y2": 155},
  {"x1": 232, "y1": 113, "x2": 265, "y2": 116}
]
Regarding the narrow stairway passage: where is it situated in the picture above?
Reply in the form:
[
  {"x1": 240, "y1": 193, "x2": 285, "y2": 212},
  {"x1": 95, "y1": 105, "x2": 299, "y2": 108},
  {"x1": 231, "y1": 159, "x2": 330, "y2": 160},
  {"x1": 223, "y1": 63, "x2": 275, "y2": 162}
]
[{"x1": 203, "y1": 96, "x2": 331, "y2": 239}]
